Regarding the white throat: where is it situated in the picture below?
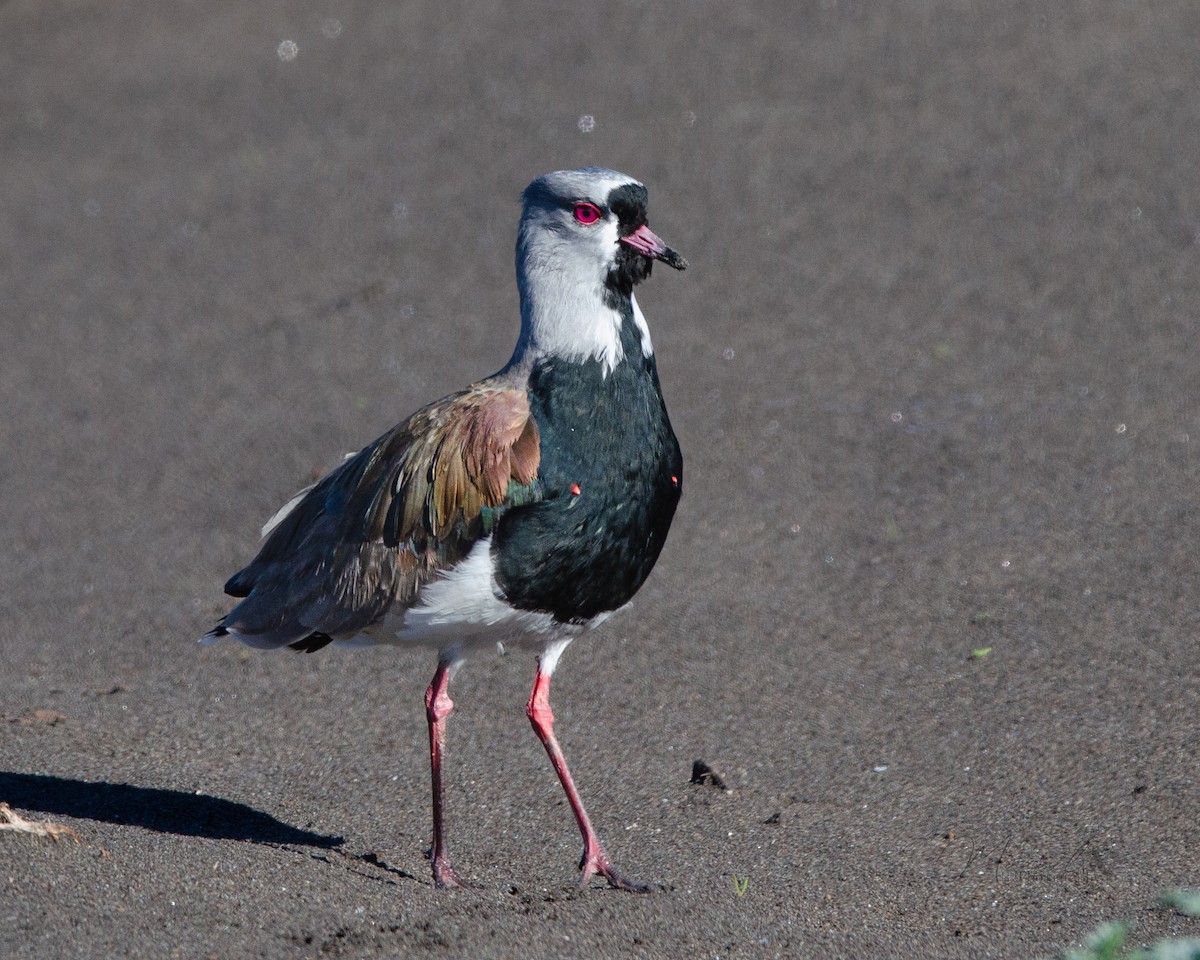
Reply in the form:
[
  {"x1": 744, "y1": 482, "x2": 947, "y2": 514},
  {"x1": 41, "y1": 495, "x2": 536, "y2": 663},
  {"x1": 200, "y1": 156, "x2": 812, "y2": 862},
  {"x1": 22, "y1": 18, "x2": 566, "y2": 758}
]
[
  {"x1": 512, "y1": 270, "x2": 654, "y2": 379},
  {"x1": 513, "y1": 290, "x2": 652, "y2": 376}
]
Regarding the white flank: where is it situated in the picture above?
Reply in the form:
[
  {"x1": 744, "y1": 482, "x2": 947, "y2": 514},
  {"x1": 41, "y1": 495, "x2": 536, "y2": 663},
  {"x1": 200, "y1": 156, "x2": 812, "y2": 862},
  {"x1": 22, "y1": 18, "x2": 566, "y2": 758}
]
[
  {"x1": 408, "y1": 537, "x2": 511, "y2": 628},
  {"x1": 392, "y1": 537, "x2": 562, "y2": 647}
]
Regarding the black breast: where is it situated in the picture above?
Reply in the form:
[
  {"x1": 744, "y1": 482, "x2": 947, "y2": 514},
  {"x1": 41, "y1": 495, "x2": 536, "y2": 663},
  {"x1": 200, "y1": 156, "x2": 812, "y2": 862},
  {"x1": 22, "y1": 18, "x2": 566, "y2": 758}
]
[{"x1": 493, "y1": 313, "x2": 683, "y2": 622}]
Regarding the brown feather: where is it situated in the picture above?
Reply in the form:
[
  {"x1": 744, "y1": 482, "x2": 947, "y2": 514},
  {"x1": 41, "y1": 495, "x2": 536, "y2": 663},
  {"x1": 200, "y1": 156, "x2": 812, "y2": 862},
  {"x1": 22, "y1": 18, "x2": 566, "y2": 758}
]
[
  {"x1": 219, "y1": 383, "x2": 542, "y2": 646},
  {"x1": 510, "y1": 416, "x2": 540, "y2": 485}
]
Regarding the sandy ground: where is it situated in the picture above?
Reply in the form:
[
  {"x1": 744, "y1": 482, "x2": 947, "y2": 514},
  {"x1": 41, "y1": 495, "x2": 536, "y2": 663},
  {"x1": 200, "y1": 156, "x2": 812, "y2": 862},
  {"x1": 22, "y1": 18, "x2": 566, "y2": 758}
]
[{"x1": 3, "y1": 1, "x2": 1198, "y2": 957}]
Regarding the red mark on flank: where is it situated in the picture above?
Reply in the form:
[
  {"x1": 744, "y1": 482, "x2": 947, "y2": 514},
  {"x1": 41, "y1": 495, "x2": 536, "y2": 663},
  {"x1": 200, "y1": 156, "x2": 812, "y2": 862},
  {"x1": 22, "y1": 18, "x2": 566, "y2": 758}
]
[
  {"x1": 670, "y1": 475, "x2": 679, "y2": 487},
  {"x1": 569, "y1": 483, "x2": 581, "y2": 496}
]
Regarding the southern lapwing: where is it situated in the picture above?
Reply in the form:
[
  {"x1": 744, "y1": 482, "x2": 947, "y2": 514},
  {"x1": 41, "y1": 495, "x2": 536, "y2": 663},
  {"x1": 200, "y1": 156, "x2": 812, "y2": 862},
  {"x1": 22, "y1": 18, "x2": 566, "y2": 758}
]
[{"x1": 203, "y1": 167, "x2": 686, "y2": 891}]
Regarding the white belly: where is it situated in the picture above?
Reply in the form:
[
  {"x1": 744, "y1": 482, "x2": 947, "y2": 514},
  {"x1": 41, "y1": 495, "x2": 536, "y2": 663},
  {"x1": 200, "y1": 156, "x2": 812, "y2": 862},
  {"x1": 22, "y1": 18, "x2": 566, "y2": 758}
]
[{"x1": 340, "y1": 537, "x2": 611, "y2": 658}]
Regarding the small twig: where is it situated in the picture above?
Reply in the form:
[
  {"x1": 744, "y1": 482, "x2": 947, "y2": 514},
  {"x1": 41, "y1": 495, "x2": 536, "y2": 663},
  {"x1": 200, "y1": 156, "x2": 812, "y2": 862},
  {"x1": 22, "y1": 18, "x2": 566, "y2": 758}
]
[{"x1": 0, "y1": 803, "x2": 80, "y2": 843}]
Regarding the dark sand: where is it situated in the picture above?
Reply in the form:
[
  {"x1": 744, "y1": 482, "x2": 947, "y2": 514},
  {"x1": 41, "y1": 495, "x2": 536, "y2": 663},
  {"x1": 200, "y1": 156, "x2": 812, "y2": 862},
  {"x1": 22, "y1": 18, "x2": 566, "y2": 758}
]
[{"x1": 3, "y1": 2, "x2": 1198, "y2": 957}]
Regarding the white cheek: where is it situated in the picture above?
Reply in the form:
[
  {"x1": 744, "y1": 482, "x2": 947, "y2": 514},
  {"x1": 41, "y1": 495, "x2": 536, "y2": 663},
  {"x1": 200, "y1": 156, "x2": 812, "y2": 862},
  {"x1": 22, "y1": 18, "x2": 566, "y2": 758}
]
[{"x1": 598, "y1": 218, "x2": 621, "y2": 253}]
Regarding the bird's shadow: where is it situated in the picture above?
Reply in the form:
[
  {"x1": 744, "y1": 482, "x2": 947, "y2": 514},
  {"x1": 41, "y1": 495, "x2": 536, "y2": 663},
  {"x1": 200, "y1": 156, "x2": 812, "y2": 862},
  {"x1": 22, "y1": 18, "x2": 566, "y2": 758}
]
[{"x1": 0, "y1": 771, "x2": 343, "y2": 849}]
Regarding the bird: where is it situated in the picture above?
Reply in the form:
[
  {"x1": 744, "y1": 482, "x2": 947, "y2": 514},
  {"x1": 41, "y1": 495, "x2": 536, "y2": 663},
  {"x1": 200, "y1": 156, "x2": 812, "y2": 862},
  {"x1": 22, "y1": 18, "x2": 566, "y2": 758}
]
[{"x1": 202, "y1": 167, "x2": 686, "y2": 892}]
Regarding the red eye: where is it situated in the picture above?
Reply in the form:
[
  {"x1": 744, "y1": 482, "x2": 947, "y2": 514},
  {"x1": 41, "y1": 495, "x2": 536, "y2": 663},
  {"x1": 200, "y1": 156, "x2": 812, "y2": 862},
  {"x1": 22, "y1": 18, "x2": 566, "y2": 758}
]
[{"x1": 572, "y1": 202, "x2": 602, "y2": 225}]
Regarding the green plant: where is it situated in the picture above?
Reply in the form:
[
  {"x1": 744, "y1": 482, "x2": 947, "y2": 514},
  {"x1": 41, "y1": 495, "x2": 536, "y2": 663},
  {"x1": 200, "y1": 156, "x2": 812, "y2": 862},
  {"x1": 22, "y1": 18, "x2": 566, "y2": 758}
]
[
  {"x1": 1050, "y1": 903, "x2": 1200, "y2": 960},
  {"x1": 1160, "y1": 889, "x2": 1200, "y2": 918},
  {"x1": 1062, "y1": 923, "x2": 1128, "y2": 960}
]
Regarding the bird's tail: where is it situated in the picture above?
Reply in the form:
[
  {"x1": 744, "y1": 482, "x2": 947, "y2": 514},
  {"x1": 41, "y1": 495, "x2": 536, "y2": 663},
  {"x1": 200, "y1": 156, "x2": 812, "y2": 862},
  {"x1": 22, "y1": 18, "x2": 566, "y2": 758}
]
[{"x1": 199, "y1": 619, "x2": 229, "y2": 645}]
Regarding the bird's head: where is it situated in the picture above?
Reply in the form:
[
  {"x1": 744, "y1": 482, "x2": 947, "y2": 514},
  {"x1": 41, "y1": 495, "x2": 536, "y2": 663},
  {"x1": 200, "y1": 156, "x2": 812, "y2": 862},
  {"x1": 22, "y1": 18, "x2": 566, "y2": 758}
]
[
  {"x1": 513, "y1": 167, "x2": 686, "y2": 372},
  {"x1": 518, "y1": 167, "x2": 686, "y2": 293}
]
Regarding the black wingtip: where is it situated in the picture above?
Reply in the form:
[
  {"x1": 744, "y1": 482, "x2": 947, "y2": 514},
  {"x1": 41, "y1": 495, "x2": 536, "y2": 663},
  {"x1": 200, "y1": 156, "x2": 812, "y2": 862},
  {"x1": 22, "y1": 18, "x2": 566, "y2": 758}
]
[
  {"x1": 223, "y1": 571, "x2": 252, "y2": 598},
  {"x1": 288, "y1": 633, "x2": 334, "y2": 654}
]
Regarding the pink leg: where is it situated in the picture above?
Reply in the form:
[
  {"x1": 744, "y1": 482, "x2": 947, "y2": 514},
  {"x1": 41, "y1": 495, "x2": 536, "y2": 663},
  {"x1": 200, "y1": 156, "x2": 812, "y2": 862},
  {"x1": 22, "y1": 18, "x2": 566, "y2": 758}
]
[
  {"x1": 526, "y1": 664, "x2": 652, "y2": 892},
  {"x1": 426, "y1": 659, "x2": 466, "y2": 889}
]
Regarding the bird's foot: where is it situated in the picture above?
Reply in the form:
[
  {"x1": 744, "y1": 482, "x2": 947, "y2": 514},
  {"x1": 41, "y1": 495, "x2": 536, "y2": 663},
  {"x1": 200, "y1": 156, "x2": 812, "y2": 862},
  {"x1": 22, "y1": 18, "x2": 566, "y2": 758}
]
[
  {"x1": 431, "y1": 857, "x2": 469, "y2": 890},
  {"x1": 579, "y1": 847, "x2": 655, "y2": 893}
]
